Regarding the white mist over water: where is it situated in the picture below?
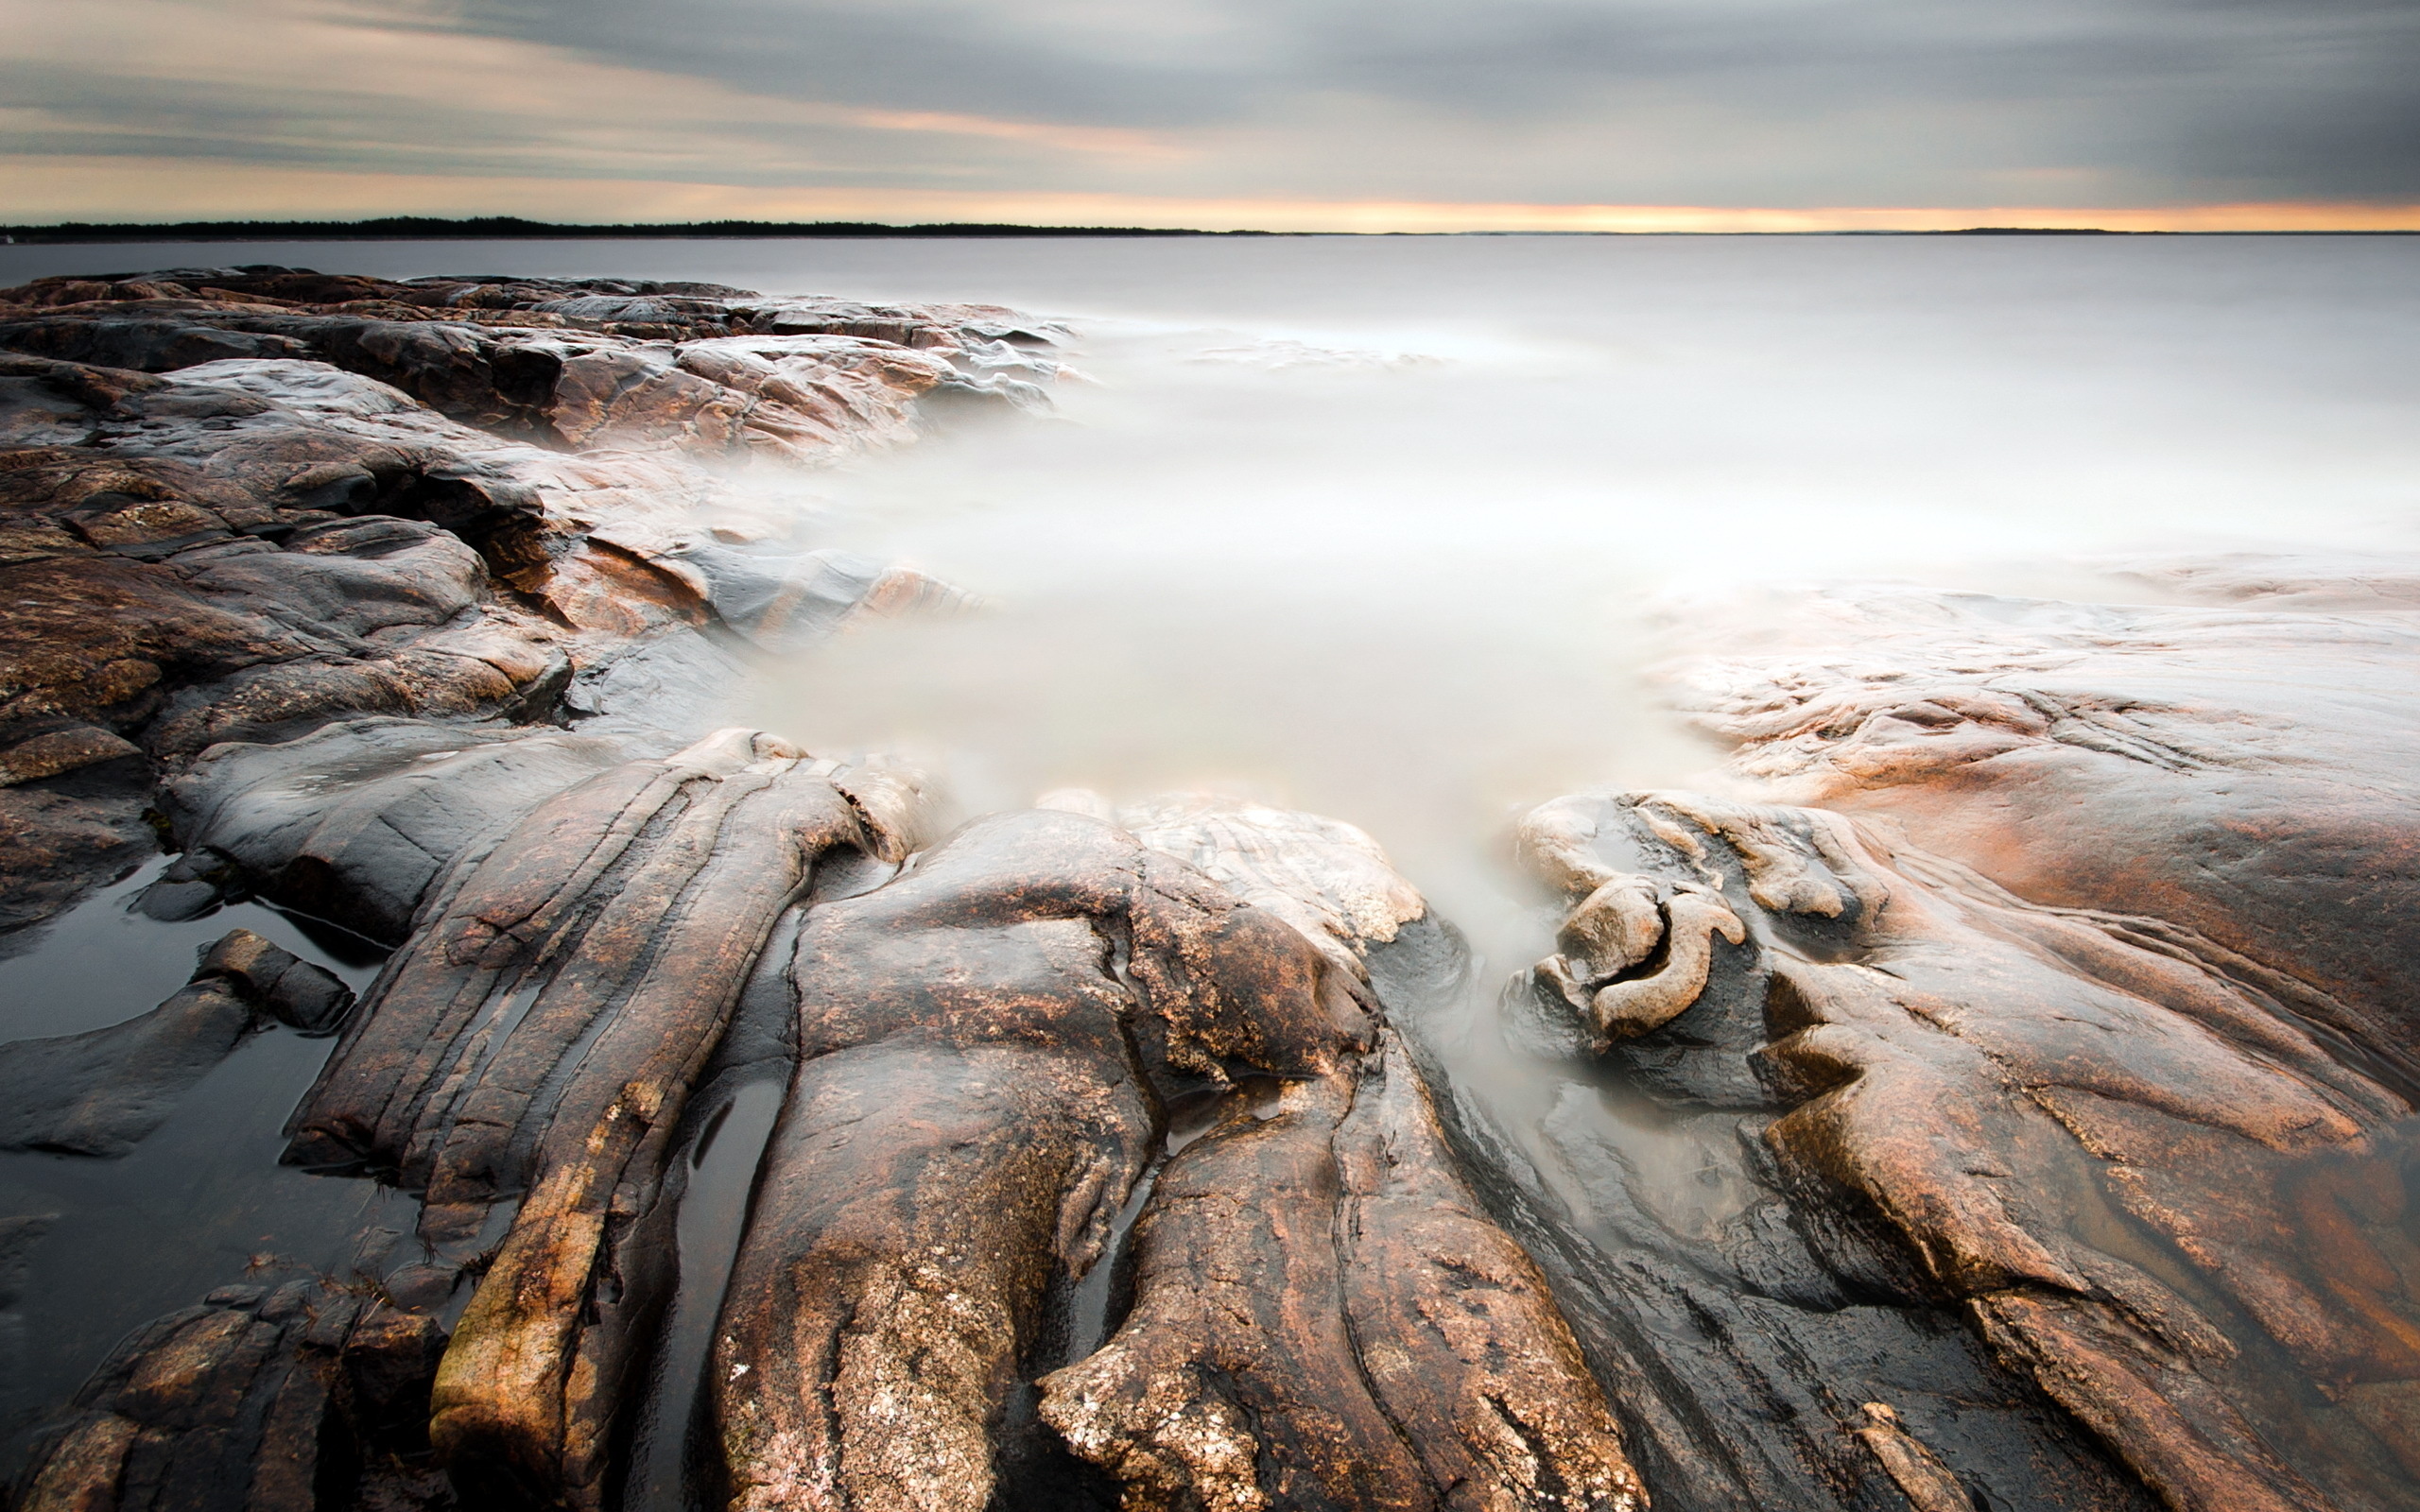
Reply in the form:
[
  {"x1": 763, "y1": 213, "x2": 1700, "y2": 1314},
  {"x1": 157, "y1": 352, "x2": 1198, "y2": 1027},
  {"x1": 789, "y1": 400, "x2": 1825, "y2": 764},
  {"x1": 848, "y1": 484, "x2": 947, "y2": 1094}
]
[
  {"x1": 692, "y1": 234, "x2": 2420, "y2": 964},
  {"x1": 9, "y1": 233, "x2": 2416, "y2": 959}
]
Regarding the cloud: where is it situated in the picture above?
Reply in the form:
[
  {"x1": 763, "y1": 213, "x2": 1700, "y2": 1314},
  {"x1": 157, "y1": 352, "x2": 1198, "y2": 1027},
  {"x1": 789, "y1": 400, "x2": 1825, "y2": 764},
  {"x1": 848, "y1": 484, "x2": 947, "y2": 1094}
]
[{"x1": 2, "y1": 0, "x2": 2413, "y2": 215}]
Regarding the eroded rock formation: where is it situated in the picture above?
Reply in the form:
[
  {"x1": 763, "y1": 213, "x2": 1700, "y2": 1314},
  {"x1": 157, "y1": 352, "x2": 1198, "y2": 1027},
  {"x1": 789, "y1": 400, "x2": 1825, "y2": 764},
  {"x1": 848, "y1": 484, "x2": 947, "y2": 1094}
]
[
  {"x1": 0, "y1": 267, "x2": 1060, "y2": 459},
  {"x1": 1478, "y1": 576, "x2": 2420, "y2": 1512},
  {"x1": 711, "y1": 807, "x2": 1368, "y2": 1512},
  {"x1": 10, "y1": 745, "x2": 1647, "y2": 1510},
  {"x1": 0, "y1": 267, "x2": 1032, "y2": 938},
  {"x1": 12, "y1": 1279, "x2": 450, "y2": 1512},
  {"x1": 0, "y1": 268, "x2": 1057, "y2": 1507},
  {"x1": 1034, "y1": 797, "x2": 1639, "y2": 1512},
  {"x1": 278, "y1": 729, "x2": 919, "y2": 1507},
  {"x1": 160, "y1": 718, "x2": 638, "y2": 943}
]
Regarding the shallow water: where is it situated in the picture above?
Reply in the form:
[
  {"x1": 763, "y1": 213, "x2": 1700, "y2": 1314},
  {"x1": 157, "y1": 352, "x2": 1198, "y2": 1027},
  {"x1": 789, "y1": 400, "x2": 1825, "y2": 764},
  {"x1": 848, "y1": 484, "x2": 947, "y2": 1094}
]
[
  {"x1": 3, "y1": 233, "x2": 2417, "y2": 1494},
  {"x1": 0, "y1": 864, "x2": 398, "y2": 1476}
]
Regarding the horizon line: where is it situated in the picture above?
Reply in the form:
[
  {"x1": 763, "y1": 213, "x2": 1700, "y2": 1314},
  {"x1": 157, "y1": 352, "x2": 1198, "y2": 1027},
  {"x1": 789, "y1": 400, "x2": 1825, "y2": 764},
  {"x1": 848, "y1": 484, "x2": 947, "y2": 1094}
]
[
  {"x1": 7, "y1": 215, "x2": 2419, "y2": 244},
  {"x1": 4, "y1": 168, "x2": 2419, "y2": 234}
]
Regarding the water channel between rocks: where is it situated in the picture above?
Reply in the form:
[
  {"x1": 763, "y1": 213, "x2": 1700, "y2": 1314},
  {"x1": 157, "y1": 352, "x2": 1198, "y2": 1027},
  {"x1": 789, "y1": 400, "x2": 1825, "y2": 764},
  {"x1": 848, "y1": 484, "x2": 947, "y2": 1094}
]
[{"x1": 2, "y1": 234, "x2": 2416, "y2": 1507}]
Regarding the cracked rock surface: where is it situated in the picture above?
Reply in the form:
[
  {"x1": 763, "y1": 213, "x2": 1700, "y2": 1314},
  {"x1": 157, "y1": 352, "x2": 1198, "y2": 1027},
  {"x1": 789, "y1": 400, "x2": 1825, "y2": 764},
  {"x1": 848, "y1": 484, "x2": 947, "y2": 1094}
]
[{"x1": 1478, "y1": 574, "x2": 2420, "y2": 1512}]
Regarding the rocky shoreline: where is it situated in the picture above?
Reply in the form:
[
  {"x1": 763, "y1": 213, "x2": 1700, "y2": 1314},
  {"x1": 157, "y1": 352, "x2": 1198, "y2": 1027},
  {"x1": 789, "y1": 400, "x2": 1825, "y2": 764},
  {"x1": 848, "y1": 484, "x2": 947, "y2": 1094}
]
[{"x1": 1, "y1": 268, "x2": 2415, "y2": 1512}]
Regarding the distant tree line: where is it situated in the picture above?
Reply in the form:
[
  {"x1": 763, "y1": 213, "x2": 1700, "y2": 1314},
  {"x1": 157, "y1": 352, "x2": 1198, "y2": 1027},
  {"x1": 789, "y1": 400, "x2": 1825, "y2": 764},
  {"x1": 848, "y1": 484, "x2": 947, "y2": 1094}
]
[
  {"x1": 2, "y1": 219, "x2": 2397, "y2": 244},
  {"x1": 0, "y1": 217, "x2": 1281, "y2": 244}
]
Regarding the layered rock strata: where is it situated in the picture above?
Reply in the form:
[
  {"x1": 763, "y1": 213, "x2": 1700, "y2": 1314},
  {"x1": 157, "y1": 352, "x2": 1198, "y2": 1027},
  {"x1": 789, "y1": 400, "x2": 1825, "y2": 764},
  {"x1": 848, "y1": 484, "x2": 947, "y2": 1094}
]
[
  {"x1": 704, "y1": 798, "x2": 1639, "y2": 1512},
  {"x1": 1484, "y1": 576, "x2": 2420, "y2": 1512},
  {"x1": 11, "y1": 773, "x2": 1648, "y2": 1511},
  {"x1": 0, "y1": 267, "x2": 1055, "y2": 1507},
  {"x1": 0, "y1": 266, "x2": 1035, "y2": 938},
  {"x1": 18, "y1": 263, "x2": 2416, "y2": 1512},
  {"x1": 0, "y1": 267, "x2": 1061, "y2": 460},
  {"x1": 277, "y1": 729, "x2": 921, "y2": 1507},
  {"x1": 12, "y1": 1278, "x2": 449, "y2": 1512},
  {"x1": 1030, "y1": 796, "x2": 1640, "y2": 1512}
]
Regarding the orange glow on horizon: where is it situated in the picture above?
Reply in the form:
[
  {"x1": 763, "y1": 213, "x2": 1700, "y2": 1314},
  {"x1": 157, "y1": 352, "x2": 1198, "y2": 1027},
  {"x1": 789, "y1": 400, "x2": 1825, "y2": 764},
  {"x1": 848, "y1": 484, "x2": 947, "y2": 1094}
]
[{"x1": 3, "y1": 159, "x2": 2416, "y2": 233}]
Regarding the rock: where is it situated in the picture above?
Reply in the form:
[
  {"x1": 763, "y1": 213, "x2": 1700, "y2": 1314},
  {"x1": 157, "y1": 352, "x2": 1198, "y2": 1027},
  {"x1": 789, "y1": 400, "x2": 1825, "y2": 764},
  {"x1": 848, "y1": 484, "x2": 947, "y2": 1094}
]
[
  {"x1": 1041, "y1": 1031, "x2": 1643, "y2": 1512},
  {"x1": 711, "y1": 807, "x2": 1377, "y2": 1512},
  {"x1": 0, "y1": 273, "x2": 1052, "y2": 938},
  {"x1": 2104, "y1": 549, "x2": 2420, "y2": 610},
  {"x1": 1659, "y1": 573, "x2": 2420, "y2": 1509},
  {"x1": 1031, "y1": 800, "x2": 1641, "y2": 1512},
  {"x1": 643, "y1": 541, "x2": 977, "y2": 651},
  {"x1": 164, "y1": 718, "x2": 637, "y2": 944},
  {"x1": 0, "y1": 357, "x2": 572, "y2": 759},
  {"x1": 0, "y1": 271, "x2": 1064, "y2": 463},
  {"x1": 0, "y1": 780, "x2": 156, "y2": 938},
  {"x1": 1665, "y1": 582, "x2": 2420, "y2": 1089},
  {"x1": 9, "y1": 1278, "x2": 452, "y2": 1512},
  {"x1": 0, "y1": 979, "x2": 257, "y2": 1158},
  {"x1": 1509, "y1": 784, "x2": 2416, "y2": 1511},
  {"x1": 0, "y1": 725, "x2": 143, "y2": 787},
  {"x1": 1107, "y1": 791, "x2": 1428, "y2": 979},
  {"x1": 0, "y1": 925, "x2": 354, "y2": 1154},
  {"x1": 194, "y1": 928, "x2": 354, "y2": 1034},
  {"x1": 275, "y1": 729, "x2": 925, "y2": 1507}
]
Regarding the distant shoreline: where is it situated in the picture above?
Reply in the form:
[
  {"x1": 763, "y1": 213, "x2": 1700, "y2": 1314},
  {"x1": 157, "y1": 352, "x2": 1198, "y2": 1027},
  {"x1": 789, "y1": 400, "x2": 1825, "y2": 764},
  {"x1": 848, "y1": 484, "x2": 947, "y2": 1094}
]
[
  {"x1": 3, "y1": 217, "x2": 2414, "y2": 245},
  {"x1": 0, "y1": 218, "x2": 1270, "y2": 245}
]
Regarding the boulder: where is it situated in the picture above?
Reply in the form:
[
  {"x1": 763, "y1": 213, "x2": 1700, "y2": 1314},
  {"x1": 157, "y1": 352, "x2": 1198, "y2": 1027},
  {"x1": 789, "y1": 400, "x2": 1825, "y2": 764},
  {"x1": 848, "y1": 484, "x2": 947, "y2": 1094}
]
[
  {"x1": 9, "y1": 1279, "x2": 450, "y2": 1512},
  {"x1": 164, "y1": 718, "x2": 637, "y2": 944}
]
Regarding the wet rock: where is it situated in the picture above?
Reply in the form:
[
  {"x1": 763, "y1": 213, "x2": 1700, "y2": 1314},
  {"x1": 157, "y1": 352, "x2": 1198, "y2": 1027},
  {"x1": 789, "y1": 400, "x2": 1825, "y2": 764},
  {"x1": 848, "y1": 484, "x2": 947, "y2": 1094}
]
[
  {"x1": 1010, "y1": 798, "x2": 1641, "y2": 1512},
  {"x1": 164, "y1": 717, "x2": 637, "y2": 944},
  {"x1": 1511, "y1": 785, "x2": 2418, "y2": 1512},
  {"x1": 2104, "y1": 549, "x2": 2420, "y2": 610},
  {"x1": 0, "y1": 270, "x2": 1063, "y2": 462},
  {"x1": 554, "y1": 628, "x2": 753, "y2": 738},
  {"x1": 0, "y1": 926, "x2": 351, "y2": 1154},
  {"x1": 194, "y1": 928, "x2": 354, "y2": 1034},
  {"x1": 1665, "y1": 583, "x2": 2420, "y2": 1091},
  {"x1": 8, "y1": 1278, "x2": 452, "y2": 1512},
  {"x1": 0, "y1": 977, "x2": 252, "y2": 1158},
  {"x1": 681, "y1": 793, "x2": 1641, "y2": 1512},
  {"x1": 711, "y1": 807, "x2": 1377, "y2": 1512},
  {"x1": 1105, "y1": 791, "x2": 1428, "y2": 979},
  {"x1": 0, "y1": 725, "x2": 143, "y2": 788},
  {"x1": 0, "y1": 393, "x2": 562, "y2": 934},
  {"x1": 648, "y1": 541, "x2": 977, "y2": 652},
  {"x1": 278, "y1": 729, "x2": 925, "y2": 1507},
  {"x1": 0, "y1": 781, "x2": 155, "y2": 938},
  {"x1": 1042, "y1": 1030, "x2": 1644, "y2": 1512},
  {"x1": 0, "y1": 358, "x2": 572, "y2": 760},
  {"x1": 0, "y1": 273, "x2": 1046, "y2": 937}
]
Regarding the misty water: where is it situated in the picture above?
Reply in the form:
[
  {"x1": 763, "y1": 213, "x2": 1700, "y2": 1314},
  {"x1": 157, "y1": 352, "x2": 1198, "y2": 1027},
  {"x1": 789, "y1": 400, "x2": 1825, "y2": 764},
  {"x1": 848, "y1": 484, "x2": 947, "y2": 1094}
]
[
  {"x1": 8, "y1": 236, "x2": 2413, "y2": 951},
  {"x1": 3, "y1": 233, "x2": 2417, "y2": 1486}
]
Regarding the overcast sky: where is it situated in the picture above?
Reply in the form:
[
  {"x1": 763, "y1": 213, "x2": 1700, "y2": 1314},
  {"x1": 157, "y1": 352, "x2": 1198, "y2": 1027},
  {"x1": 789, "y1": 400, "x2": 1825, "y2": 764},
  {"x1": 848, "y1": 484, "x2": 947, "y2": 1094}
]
[{"x1": 5, "y1": 0, "x2": 2415, "y2": 225}]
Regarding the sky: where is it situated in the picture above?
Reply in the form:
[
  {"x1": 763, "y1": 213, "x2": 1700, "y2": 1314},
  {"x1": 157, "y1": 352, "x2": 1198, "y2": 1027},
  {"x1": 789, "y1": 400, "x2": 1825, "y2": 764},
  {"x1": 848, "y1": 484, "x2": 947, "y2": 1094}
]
[{"x1": 4, "y1": 0, "x2": 2416, "y2": 230}]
